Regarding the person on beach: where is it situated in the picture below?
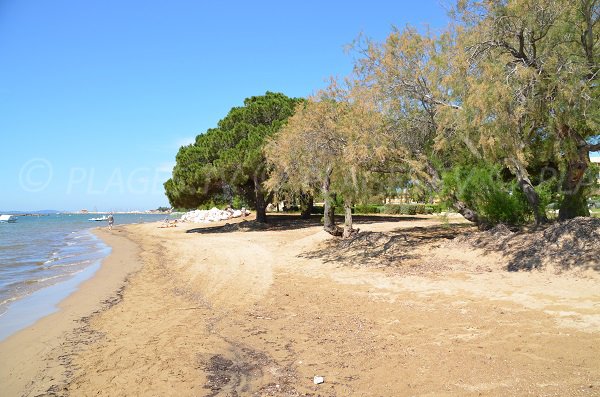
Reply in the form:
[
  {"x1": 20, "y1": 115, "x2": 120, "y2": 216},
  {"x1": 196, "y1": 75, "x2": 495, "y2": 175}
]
[{"x1": 108, "y1": 213, "x2": 114, "y2": 230}]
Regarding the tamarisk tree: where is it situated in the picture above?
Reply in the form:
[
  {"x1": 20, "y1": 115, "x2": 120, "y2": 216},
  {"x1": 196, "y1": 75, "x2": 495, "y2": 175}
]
[
  {"x1": 266, "y1": 85, "x2": 387, "y2": 237},
  {"x1": 351, "y1": 27, "x2": 488, "y2": 225},
  {"x1": 453, "y1": 0, "x2": 600, "y2": 220},
  {"x1": 350, "y1": 0, "x2": 599, "y2": 224}
]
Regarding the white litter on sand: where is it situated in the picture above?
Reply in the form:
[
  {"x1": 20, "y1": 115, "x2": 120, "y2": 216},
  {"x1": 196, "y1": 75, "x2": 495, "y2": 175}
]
[
  {"x1": 313, "y1": 376, "x2": 324, "y2": 385},
  {"x1": 179, "y1": 207, "x2": 250, "y2": 223}
]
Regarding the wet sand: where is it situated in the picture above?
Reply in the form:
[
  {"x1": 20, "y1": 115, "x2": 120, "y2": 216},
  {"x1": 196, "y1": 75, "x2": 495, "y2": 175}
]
[
  {"x1": 1, "y1": 216, "x2": 599, "y2": 396},
  {"x1": 0, "y1": 228, "x2": 142, "y2": 396}
]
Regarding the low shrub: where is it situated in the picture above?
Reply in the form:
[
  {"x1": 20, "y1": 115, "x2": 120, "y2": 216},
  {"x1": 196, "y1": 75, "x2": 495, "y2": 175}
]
[
  {"x1": 441, "y1": 164, "x2": 531, "y2": 225},
  {"x1": 425, "y1": 204, "x2": 445, "y2": 214},
  {"x1": 312, "y1": 204, "x2": 382, "y2": 215},
  {"x1": 312, "y1": 203, "x2": 434, "y2": 216},
  {"x1": 311, "y1": 205, "x2": 325, "y2": 215},
  {"x1": 197, "y1": 200, "x2": 226, "y2": 210},
  {"x1": 354, "y1": 204, "x2": 381, "y2": 214},
  {"x1": 382, "y1": 203, "x2": 431, "y2": 215},
  {"x1": 232, "y1": 196, "x2": 250, "y2": 209},
  {"x1": 334, "y1": 206, "x2": 351, "y2": 215}
]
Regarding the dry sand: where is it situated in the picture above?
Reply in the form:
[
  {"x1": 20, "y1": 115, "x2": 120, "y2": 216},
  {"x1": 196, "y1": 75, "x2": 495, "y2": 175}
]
[{"x1": 1, "y1": 215, "x2": 599, "y2": 396}]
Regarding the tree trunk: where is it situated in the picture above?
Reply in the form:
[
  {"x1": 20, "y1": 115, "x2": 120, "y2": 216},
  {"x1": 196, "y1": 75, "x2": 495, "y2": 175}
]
[
  {"x1": 342, "y1": 201, "x2": 358, "y2": 238},
  {"x1": 453, "y1": 199, "x2": 490, "y2": 229},
  {"x1": 299, "y1": 192, "x2": 313, "y2": 219},
  {"x1": 453, "y1": 200, "x2": 479, "y2": 223},
  {"x1": 558, "y1": 127, "x2": 591, "y2": 220},
  {"x1": 322, "y1": 169, "x2": 342, "y2": 236},
  {"x1": 424, "y1": 160, "x2": 486, "y2": 228},
  {"x1": 507, "y1": 158, "x2": 548, "y2": 225},
  {"x1": 521, "y1": 180, "x2": 548, "y2": 225},
  {"x1": 559, "y1": 189, "x2": 589, "y2": 220},
  {"x1": 253, "y1": 175, "x2": 268, "y2": 223}
]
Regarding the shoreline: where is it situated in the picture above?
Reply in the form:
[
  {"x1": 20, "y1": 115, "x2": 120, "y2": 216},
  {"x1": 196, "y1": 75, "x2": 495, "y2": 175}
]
[
  {"x1": 0, "y1": 226, "x2": 144, "y2": 396},
  {"x1": 1, "y1": 216, "x2": 599, "y2": 395},
  {"x1": 0, "y1": 230, "x2": 110, "y2": 342},
  {"x1": 0, "y1": 213, "x2": 168, "y2": 341}
]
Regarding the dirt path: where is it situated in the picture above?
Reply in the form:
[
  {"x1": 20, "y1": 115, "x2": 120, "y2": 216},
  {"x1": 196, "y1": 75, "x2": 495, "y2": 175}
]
[{"x1": 36, "y1": 217, "x2": 600, "y2": 395}]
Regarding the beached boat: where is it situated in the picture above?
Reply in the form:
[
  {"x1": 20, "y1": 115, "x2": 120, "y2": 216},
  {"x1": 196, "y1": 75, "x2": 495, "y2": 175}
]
[
  {"x1": 88, "y1": 216, "x2": 109, "y2": 222},
  {"x1": 0, "y1": 215, "x2": 17, "y2": 223}
]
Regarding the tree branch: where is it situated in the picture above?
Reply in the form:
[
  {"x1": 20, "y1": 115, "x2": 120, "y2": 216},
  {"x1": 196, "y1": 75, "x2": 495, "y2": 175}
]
[{"x1": 424, "y1": 95, "x2": 463, "y2": 110}]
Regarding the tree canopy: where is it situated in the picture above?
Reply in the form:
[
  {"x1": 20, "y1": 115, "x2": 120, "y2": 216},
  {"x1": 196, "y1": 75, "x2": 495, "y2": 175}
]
[
  {"x1": 165, "y1": 92, "x2": 302, "y2": 222},
  {"x1": 342, "y1": 0, "x2": 599, "y2": 226},
  {"x1": 166, "y1": 0, "x2": 599, "y2": 235}
]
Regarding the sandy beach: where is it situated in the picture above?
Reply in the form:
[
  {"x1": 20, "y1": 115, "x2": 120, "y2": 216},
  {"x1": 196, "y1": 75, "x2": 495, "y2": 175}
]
[{"x1": 1, "y1": 215, "x2": 599, "y2": 396}]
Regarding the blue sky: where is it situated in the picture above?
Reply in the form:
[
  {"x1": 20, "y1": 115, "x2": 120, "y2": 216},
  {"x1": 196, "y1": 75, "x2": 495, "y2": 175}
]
[{"x1": 0, "y1": 0, "x2": 450, "y2": 211}]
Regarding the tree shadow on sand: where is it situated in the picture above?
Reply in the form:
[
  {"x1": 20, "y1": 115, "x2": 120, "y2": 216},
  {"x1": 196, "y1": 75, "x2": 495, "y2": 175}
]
[
  {"x1": 185, "y1": 214, "x2": 426, "y2": 234},
  {"x1": 300, "y1": 224, "x2": 474, "y2": 270},
  {"x1": 453, "y1": 217, "x2": 600, "y2": 272}
]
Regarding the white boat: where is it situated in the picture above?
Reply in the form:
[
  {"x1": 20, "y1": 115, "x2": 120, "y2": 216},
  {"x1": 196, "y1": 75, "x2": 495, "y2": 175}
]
[
  {"x1": 0, "y1": 215, "x2": 17, "y2": 223},
  {"x1": 88, "y1": 216, "x2": 109, "y2": 221}
]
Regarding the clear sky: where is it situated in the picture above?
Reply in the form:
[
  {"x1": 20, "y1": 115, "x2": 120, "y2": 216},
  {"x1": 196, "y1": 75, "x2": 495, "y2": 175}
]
[{"x1": 0, "y1": 0, "x2": 450, "y2": 212}]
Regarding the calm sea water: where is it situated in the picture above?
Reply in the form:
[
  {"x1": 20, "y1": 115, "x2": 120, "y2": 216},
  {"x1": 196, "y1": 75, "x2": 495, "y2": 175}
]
[{"x1": 0, "y1": 213, "x2": 166, "y2": 339}]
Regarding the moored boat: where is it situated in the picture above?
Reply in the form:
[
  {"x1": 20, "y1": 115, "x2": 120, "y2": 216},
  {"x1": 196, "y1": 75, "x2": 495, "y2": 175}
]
[
  {"x1": 88, "y1": 216, "x2": 109, "y2": 222},
  {"x1": 0, "y1": 215, "x2": 17, "y2": 223}
]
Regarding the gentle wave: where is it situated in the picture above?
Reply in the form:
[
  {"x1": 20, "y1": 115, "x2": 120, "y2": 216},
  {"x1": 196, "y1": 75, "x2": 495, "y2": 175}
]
[{"x1": 0, "y1": 213, "x2": 166, "y2": 323}]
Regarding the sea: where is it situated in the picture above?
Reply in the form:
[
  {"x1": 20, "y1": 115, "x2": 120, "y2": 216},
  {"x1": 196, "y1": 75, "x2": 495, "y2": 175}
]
[{"x1": 0, "y1": 213, "x2": 167, "y2": 341}]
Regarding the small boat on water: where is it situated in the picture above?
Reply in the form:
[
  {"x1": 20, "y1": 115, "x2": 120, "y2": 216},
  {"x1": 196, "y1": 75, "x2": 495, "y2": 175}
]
[
  {"x1": 88, "y1": 216, "x2": 109, "y2": 222},
  {"x1": 0, "y1": 215, "x2": 17, "y2": 223}
]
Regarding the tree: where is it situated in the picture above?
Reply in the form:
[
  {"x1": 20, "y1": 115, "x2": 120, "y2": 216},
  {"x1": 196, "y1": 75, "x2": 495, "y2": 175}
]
[
  {"x1": 266, "y1": 84, "x2": 387, "y2": 237},
  {"x1": 164, "y1": 92, "x2": 301, "y2": 222},
  {"x1": 433, "y1": 25, "x2": 552, "y2": 224},
  {"x1": 350, "y1": 0, "x2": 599, "y2": 224},
  {"x1": 266, "y1": 97, "x2": 347, "y2": 236},
  {"x1": 453, "y1": 0, "x2": 600, "y2": 220},
  {"x1": 442, "y1": 163, "x2": 533, "y2": 227},
  {"x1": 164, "y1": 129, "x2": 228, "y2": 210},
  {"x1": 350, "y1": 27, "x2": 487, "y2": 225}
]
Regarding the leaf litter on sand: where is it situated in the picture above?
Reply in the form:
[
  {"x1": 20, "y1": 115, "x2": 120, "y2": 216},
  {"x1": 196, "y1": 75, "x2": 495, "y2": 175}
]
[
  {"x1": 301, "y1": 225, "x2": 473, "y2": 274},
  {"x1": 452, "y1": 217, "x2": 600, "y2": 273},
  {"x1": 302, "y1": 218, "x2": 599, "y2": 276}
]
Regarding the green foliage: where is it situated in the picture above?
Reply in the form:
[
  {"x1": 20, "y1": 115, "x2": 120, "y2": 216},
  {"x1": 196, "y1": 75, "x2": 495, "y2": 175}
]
[
  {"x1": 165, "y1": 2, "x2": 598, "y2": 226},
  {"x1": 353, "y1": 204, "x2": 382, "y2": 214},
  {"x1": 313, "y1": 204, "x2": 388, "y2": 215},
  {"x1": 442, "y1": 164, "x2": 531, "y2": 225},
  {"x1": 348, "y1": 0, "x2": 599, "y2": 223},
  {"x1": 335, "y1": 206, "x2": 352, "y2": 215},
  {"x1": 311, "y1": 205, "x2": 325, "y2": 215},
  {"x1": 534, "y1": 176, "x2": 559, "y2": 212},
  {"x1": 426, "y1": 204, "x2": 445, "y2": 213},
  {"x1": 232, "y1": 196, "x2": 250, "y2": 209},
  {"x1": 164, "y1": 92, "x2": 302, "y2": 211},
  {"x1": 381, "y1": 203, "x2": 434, "y2": 215},
  {"x1": 195, "y1": 200, "x2": 230, "y2": 210},
  {"x1": 586, "y1": 163, "x2": 600, "y2": 192},
  {"x1": 383, "y1": 204, "x2": 413, "y2": 215},
  {"x1": 284, "y1": 202, "x2": 439, "y2": 216}
]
